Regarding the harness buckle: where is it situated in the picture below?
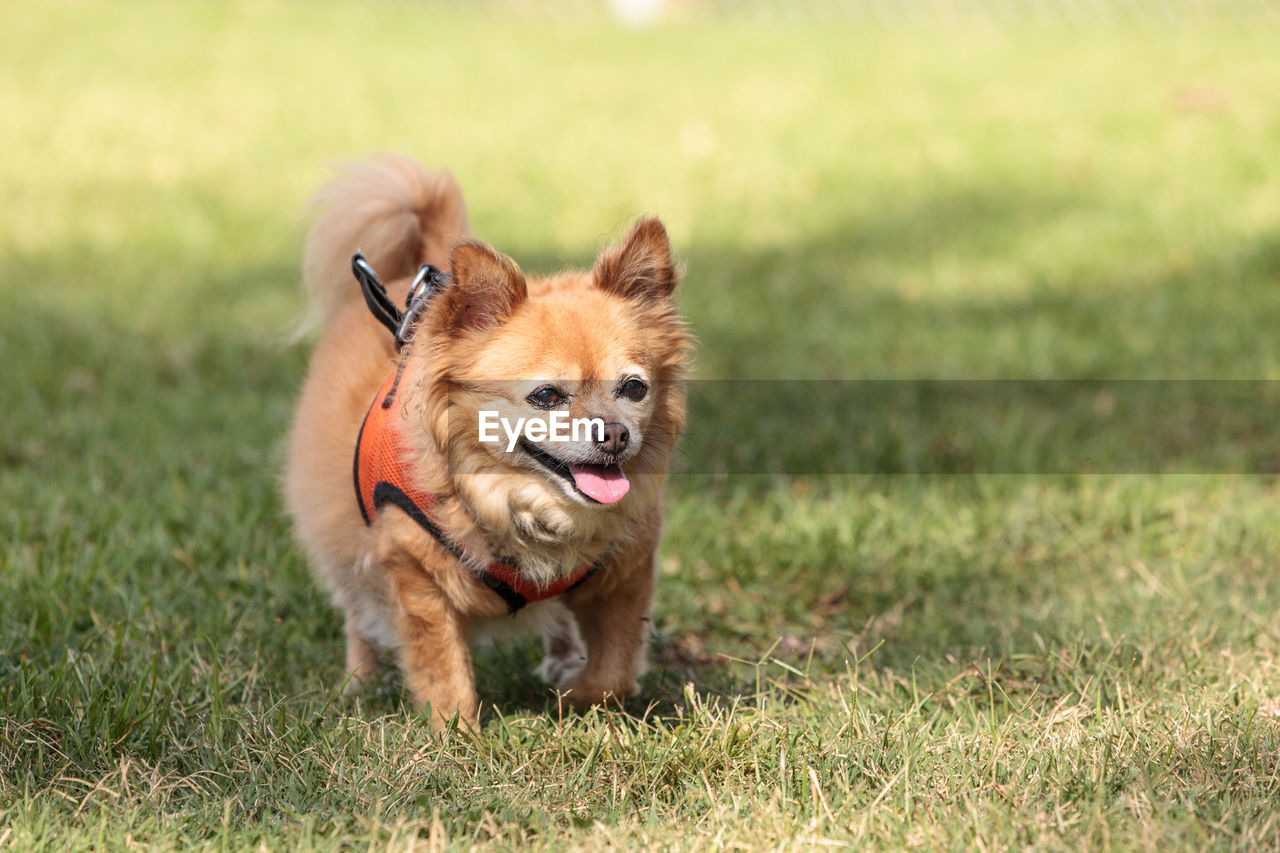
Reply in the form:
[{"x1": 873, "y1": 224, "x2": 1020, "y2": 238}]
[{"x1": 351, "y1": 253, "x2": 450, "y2": 351}]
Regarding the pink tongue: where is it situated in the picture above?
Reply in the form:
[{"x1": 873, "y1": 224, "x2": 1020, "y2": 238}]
[{"x1": 569, "y1": 463, "x2": 631, "y2": 504}]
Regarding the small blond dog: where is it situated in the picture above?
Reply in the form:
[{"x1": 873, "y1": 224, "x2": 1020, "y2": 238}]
[{"x1": 284, "y1": 155, "x2": 691, "y2": 728}]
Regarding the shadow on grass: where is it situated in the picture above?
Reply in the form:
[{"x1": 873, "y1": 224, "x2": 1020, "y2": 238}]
[{"x1": 6, "y1": 183, "x2": 1280, "y2": 730}]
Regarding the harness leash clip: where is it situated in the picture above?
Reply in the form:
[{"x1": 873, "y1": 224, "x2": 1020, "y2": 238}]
[
  {"x1": 351, "y1": 252, "x2": 450, "y2": 351},
  {"x1": 395, "y1": 263, "x2": 449, "y2": 347}
]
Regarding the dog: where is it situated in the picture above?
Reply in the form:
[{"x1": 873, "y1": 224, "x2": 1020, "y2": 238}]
[{"x1": 284, "y1": 154, "x2": 691, "y2": 728}]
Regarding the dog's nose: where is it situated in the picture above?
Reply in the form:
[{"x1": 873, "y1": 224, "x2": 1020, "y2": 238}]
[{"x1": 595, "y1": 422, "x2": 630, "y2": 455}]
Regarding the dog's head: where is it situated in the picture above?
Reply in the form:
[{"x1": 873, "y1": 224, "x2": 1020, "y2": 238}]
[{"x1": 403, "y1": 219, "x2": 691, "y2": 546}]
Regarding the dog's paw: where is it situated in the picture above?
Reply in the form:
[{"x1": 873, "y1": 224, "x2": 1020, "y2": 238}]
[
  {"x1": 342, "y1": 668, "x2": 375, "y2": 696},
  {"x1": 536, "y1": 654, "x2": 588, "y2": 687},
  {"x1": 558, "y1": 678, "x2": 639, "y2": 711},
  {"x1": 512, "y1": 505, "x2": 575, "y2": 542},
  {"x1": 537, "y1": 611, "x2": 588, "y2": 686}
]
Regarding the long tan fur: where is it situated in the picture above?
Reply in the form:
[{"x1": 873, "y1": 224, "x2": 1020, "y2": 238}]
[
  {"x1": 284, "y1": 154, "x2": 690, "y2": 729},
  {"x1": 297, "y1": 153, "x2": 468, "y2": 337}
]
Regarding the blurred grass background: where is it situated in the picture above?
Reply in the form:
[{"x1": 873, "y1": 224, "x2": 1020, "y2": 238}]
[{"x1": 3, "y1": 1, "x2": 1280, "y2": 848}]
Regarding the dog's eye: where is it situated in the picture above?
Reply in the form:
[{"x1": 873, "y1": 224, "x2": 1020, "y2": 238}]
[
  {"x1": 527, "y1": 385, "x2": 566, "y2": 408},
  {"x1": 618, "y1": 378, "x2": 648, "y2": 402}
]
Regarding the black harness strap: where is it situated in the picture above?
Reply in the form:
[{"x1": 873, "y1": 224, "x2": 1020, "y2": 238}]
[
  {"x1": 352, "y1": 254, "x2": 402, "y2": 339},
  {"x1": 370, "y1": 482, "x2": 531, "y2": 614}
]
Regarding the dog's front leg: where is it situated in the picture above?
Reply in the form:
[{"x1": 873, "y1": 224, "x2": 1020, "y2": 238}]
[
  {"x1": 560, "y1": 543, "x2": 657, "y2": 710},
  {"x1": 384, "y1": 550, "x2": 478, "y2": 730}
]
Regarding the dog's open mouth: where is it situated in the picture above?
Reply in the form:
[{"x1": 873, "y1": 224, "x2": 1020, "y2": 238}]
[{"x1": 518, "y1": 441, "x2": 631, "y2": 504}]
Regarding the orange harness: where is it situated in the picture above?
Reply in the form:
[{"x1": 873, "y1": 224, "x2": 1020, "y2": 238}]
[{"x1": 353, "y1": 365, "x2": 597, "y2": 613}]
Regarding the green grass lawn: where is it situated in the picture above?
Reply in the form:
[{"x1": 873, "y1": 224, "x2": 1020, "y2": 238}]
[{"x1": 4, "y1": 2, "x2": 1280, "y2": 848}]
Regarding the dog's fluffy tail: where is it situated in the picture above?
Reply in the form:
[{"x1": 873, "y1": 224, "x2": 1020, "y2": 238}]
[{"x1": 297, "y1": 153, "x2": 468, "y2": 337}]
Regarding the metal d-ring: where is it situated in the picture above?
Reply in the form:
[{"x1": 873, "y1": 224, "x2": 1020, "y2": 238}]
[{"x1": 394, "y1": 263, "x2": 450, "y2": 348}]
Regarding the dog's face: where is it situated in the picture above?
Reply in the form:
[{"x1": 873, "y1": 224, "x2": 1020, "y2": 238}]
[
  {"x1": 406, "y1": 220, "x2": 689, "y2": 547},
  {"x1": 461, "y1": 337, "x2": 658, "y2": 507}
]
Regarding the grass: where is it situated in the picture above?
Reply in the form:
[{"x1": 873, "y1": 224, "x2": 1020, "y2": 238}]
[{"x1": 3, "y1": 1, "x2": 1280, "y2": 848}]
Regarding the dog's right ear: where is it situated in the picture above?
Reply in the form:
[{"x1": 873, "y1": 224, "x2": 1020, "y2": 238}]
[{"x1": 442, "y1": 241, "x2": 528, "y2": 332}]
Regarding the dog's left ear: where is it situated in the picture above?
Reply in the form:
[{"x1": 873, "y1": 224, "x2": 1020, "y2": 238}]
[{"x1": 594, "y1": 218, "x2": 679, "y2": 302}]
